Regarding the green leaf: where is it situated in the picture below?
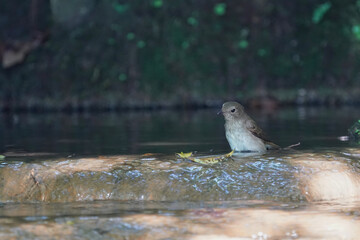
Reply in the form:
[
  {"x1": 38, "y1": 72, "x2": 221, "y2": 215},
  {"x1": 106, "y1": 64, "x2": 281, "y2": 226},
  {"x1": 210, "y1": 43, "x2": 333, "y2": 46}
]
[
  {"x1": 0, "y1": 155, "x2": 5, "y2": 160},
  {"x1": 107, "y1": 38, "x2": 116, "y2": 45},
  {"x1": 119, "y1": 73, "x2": 127, "y2": 81},
  {"x1": 152, "y1": 0, "x2": 163, "y2": 8},
  {"x1": 214, "y1": 3, "x2": 226, "y2": 16},
  {"x1": 112, "y1": 3, "x2": 129, "y2": 14},
  {"x1": 187, "y1": 17, "x2": 198, "y2": 26},
  {"x1": 238, "y1": 40, "x2": 248, "y2": 49},
  {"x1": 126, "y1": 32, "x2": 135, "y2": 40},
  {"x1": 257, "y1": 48, "x2": 267, "y2": 57},
  {"x1": 352, "y1": 25, "x2": 360, "y2": 40},
  {"x1": 137, "y1": 40, "x2": 146, "y2": 48},
  {"x1": 181, "y1": 41, "x2": 190, "y2": 49},
  {"x1": 312, "y1": 2, "x2": 331, "y2": 24}
]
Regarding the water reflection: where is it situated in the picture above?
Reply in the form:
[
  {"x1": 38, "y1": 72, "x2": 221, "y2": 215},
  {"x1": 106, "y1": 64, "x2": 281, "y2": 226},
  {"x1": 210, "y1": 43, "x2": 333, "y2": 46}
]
[
  {"x1": 1, "y1": 200, "x2": 360, "y2": 239},
  {"x1": 0, "y1": 107, "x2": 358, "y2": 157}
]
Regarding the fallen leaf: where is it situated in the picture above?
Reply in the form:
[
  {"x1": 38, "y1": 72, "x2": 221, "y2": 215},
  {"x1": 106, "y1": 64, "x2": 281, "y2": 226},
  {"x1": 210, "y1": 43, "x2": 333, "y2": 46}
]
[
  {"x1": 176, "y1": 152, "x2": 193, "y2": 158},
  {"x1": 177, "y1": 150, "x2": 234, "y2": 165}
]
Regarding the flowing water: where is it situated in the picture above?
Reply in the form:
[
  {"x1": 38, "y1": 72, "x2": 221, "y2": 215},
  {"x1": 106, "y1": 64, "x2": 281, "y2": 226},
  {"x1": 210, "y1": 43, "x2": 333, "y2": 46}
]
[{"x1": 0, "y1": 107, "x2": 360, "y2": 239}]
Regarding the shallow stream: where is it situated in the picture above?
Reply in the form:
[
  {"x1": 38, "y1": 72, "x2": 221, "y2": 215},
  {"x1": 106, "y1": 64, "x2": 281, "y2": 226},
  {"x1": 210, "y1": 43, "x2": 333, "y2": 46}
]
[{"x1": 0, "y1": 107, "x2": 359, "y2": 239}]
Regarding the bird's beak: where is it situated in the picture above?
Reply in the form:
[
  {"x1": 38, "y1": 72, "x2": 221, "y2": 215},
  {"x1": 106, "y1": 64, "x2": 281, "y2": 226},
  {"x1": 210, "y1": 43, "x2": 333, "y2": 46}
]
[{"x1": 217, "y1": 110, "x2": 222, "y2": 115}]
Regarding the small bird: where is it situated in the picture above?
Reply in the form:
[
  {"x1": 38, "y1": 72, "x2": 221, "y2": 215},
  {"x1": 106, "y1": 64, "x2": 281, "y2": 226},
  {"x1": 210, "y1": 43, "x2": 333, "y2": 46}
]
[{"x1": 220, "y1": 101, "x2": 280, "y2": 153}]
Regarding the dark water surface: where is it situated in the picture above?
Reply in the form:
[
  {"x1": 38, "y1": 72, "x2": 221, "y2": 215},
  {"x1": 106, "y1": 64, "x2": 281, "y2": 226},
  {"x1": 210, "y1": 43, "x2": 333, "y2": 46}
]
[
  {"x1": 0, "y1": 107, "x2": 360, "y2": 239},
  {"x1": 0, "y1": 107, "x2": 358, "y2": 157}
]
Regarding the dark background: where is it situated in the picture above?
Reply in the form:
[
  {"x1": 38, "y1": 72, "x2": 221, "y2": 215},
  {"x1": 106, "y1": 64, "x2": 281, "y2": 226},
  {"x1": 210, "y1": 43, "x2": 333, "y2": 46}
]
[{"x1": 1, "y1": 0, "x2": 360, "y2": 111}]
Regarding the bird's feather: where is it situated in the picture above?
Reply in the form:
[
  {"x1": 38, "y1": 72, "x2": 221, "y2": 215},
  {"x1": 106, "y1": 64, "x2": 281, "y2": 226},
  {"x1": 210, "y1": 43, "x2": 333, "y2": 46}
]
[{"x1": 245, "y1": 119, "x2": 280, "y2": 149}]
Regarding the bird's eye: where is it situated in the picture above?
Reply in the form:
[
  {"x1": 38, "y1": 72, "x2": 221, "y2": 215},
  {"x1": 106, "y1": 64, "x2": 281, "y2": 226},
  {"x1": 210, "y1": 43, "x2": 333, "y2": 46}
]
[{"x1": 231, "y1": 108, "x2": 236, "y2": 113}]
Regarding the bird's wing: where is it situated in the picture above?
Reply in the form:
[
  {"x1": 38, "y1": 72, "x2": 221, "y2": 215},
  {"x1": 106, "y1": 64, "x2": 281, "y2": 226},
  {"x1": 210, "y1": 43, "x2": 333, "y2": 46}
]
[
  {"x1": 245, "y1": 119, "x2": 280, "y2": 150},
  {"x1": 245, "y1": 119, "x2": 270, "y2": 142}
]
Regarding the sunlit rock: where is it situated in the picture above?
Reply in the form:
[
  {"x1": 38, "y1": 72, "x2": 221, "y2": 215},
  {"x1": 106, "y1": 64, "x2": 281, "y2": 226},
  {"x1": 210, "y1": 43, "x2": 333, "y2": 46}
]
[
  {"x1": 292, "y1": 151, "x2": 360, "y2": 202},
  {"x1": 0, "y1": 149, "x2": 360, "y2": 204}
]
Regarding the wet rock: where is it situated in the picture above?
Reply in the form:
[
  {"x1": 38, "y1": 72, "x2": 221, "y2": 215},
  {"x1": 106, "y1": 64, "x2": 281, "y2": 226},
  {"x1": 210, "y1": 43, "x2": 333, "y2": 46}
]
[
  {"x1": 0, "y1": 154, "x2": 301, "y2": 202},
  {"x1": 291, "y1": 150, "x2": 360, "y2": 202},
  {"x1": 0, "y1": 149, "x2": 359, "y2": 203}
]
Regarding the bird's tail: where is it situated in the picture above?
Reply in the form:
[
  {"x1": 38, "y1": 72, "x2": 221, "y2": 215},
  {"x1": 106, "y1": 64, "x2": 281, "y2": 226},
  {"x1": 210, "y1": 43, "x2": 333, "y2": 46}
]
[
  {"x1": 265, "y1": 141, "x2": 281, "y2": 150},
  {"x1": 266, "y1": 141, "x2": 300, "y2": 151}
]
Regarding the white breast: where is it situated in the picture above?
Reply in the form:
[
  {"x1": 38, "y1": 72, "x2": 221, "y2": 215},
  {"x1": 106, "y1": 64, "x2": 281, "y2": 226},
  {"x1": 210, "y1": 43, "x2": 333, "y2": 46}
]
[{"x1": 225, "y1": 123, "x2": 266, "y2": 153}]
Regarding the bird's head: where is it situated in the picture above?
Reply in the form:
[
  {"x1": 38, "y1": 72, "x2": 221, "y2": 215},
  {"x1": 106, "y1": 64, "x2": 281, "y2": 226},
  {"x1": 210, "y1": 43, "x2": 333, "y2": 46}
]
[{"x1": 219, "y1": 101, "x2": 245, "y2": 121}]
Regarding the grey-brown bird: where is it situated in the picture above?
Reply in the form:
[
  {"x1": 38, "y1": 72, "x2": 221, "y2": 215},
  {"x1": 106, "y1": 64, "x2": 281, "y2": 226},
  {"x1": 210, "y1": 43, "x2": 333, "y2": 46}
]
[{"x1": 220, "y1": 101, "x2": 280, "y2": 153}]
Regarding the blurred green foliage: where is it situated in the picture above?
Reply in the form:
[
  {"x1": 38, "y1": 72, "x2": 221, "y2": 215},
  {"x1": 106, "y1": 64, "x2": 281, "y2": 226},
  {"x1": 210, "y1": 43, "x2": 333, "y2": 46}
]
[
  {"x1": 1, "y1": 0, "x2": 360, "y2": 109},
  {"x1": 312, "y1": 2, "x2": 331, "y2": 24},
  {"x1": 349, "y1": 120, "x2": 360, "y2": 142},
  {"x1": 214, "y1": 3, "x2": 226, "y2": 16}
]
